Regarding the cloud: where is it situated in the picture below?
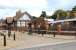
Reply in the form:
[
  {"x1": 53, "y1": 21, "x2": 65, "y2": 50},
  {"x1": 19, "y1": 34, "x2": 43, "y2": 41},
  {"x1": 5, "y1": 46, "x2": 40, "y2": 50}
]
[
  {"x1": 48, "y1": 0, "x2": 69, "y2": 10},
  {"x1": 0, "y1": 0, "x2": 47, "y2": 9},
  {"x1": 0, "y1": 0, "x2": 76, "y2": 18},
  {"x1": 0, "y1": 5, "x2": 17, "y2": 10},
  {"x1": 47, "y1": 0, "x2": 76, "y2": 15},
  {"x1": 0, "y1": 9, "x2": 16, "y2": 19},
  {"x1": 17, "y1": 0, "x2": 47, "y2": 8},
  {"x1": 64, "y1": 0, "x2": 76, "y2": 10},
  {"x1": 0, "y1": 0, "x2": 47, "y2": 18},
  {"x1": 48, "y1": 0, "x2": 76, "y2": 10}
]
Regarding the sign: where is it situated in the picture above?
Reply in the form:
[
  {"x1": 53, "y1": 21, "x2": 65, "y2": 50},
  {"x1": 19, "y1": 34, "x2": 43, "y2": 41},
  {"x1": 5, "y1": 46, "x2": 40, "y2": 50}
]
[{"x1": 6, "y1": 17, "x2": 13, "y2": 23}]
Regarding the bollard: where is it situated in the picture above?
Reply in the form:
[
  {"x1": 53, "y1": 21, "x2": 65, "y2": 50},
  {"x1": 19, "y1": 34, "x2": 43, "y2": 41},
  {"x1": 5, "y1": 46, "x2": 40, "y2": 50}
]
[
  {"x1": 74, "y1": 33, "x2": 75, "y2": 38},
  {"x1": 8, "y1": 30, "x2": 11, "y2": 38},
  {"x1": 14, "y1": 33, "x2": 15, "y2": 40},
  {"x1": 53, "y1": 32, "x2": 56, "y2": 37},
  {"x1": 4, "y1": 35, "x2": 6, "y2": 46}
]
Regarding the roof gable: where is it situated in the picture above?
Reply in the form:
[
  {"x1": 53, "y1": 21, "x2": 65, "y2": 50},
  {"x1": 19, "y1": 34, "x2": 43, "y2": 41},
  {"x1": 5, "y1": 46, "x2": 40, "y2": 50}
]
[
  {"x1": 14, "y1": 11, "x2": 32, "y2": 21},
  {"x1": 18, "y1": 14, "x2": 31, "y2": 20}
]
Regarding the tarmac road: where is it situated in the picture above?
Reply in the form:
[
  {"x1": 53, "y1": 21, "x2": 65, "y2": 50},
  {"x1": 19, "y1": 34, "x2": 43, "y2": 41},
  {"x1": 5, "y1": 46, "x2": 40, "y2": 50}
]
[{"x1": 17, "y1": 42, "x2": 76, "y2": 50}]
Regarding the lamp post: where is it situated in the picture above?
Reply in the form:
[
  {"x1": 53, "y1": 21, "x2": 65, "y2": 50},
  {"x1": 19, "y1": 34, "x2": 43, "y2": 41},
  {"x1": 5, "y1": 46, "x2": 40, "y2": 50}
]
[{"x1": 13, "y1": 18, "x2": 17, "y2": 31}]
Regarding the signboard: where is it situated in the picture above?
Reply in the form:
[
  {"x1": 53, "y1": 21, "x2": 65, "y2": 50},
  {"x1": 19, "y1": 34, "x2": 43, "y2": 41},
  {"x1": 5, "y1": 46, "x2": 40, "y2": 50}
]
[{"x1": 6, "y1": 17, "x2": 13, "y2": 23}]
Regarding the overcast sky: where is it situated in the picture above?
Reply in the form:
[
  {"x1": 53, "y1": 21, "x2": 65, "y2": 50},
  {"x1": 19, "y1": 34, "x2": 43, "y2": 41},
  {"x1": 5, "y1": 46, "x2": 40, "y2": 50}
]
[{"x1": 0, "y1": 0, "x2": 76, "y2": 19}]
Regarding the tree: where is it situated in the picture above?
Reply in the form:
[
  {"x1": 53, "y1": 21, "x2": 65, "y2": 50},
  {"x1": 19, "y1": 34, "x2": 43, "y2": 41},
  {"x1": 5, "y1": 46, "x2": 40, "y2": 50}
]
[
  {"x1": 66, "y1": 11, "x2": 71, "y2": 19},
  {"x1": 40, "y1": 11, "x2": 47, "y2": 18},
  {"x1": 71, "y1": 5, "x2": 76, "y2": 18},
  {"x1": 32, "y1": 16, "x2": 37, "y2": 20},
  {"x1": 51, "y1": 15, "x2": 57, "y2": 20},
  {"x1": 71, "y1": 5, "x2": 76, "y2": 25},
  {"x1": 43, "y1": 15, "x2": 52, "y2": 19},
  {"x1": 72, "y1": 6, "x2": 76, "y2": 11},
  {"x1": 52, "y1": 9, "x2": 67, "y2": 20}
]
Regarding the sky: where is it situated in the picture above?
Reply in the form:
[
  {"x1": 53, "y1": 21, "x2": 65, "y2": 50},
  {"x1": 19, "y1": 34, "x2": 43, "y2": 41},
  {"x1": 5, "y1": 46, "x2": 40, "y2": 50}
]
[{"x1": 0, "y1": 0, "x2": 76, "y2": 19}]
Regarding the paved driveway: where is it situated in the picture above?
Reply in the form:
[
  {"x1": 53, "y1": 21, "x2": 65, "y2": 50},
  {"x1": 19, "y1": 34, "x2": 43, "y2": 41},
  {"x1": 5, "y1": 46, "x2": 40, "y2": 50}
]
[{"x1": 18, "y1": 42, "x2": 76, "y2": 50}]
